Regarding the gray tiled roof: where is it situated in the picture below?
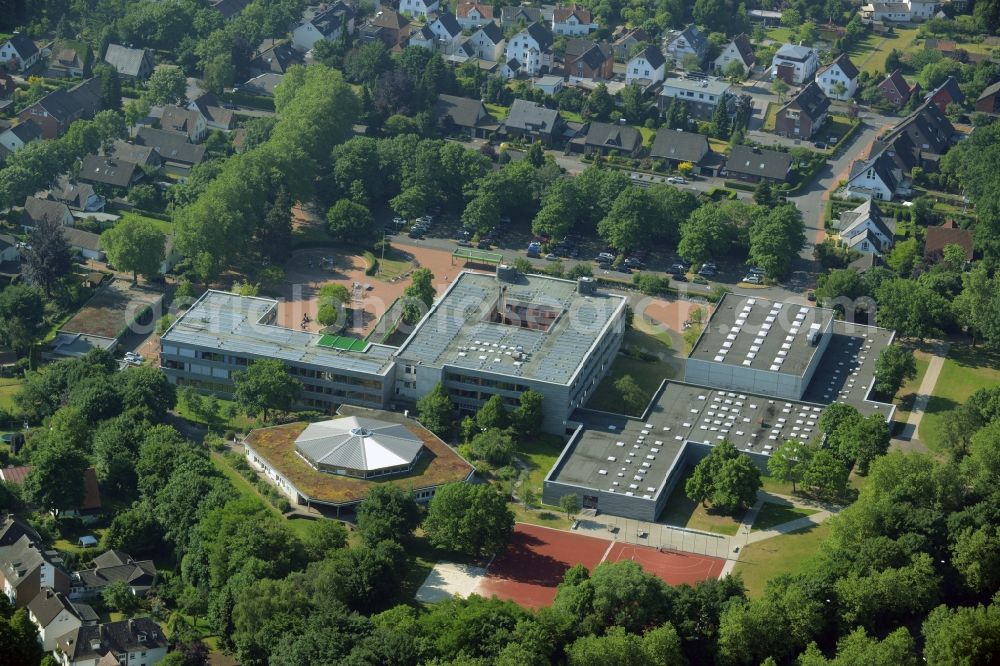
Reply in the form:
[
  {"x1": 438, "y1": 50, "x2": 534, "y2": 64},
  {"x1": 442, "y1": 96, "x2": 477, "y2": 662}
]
[
  {"x1": 504, "y1": 98, "x2": 561, "y2": 134},
  {"x1": 649, "y1": 129, "x2": 710, "y2": 163},
  {"x1": 725, "y1": 145, "x2": 793, "y2": 180},
  {"x1": 134, "y1": 127, "x2": 206, "y2": 166},
  {"x1": 5, "y1": 33, "x2": 38, "y2": 59},
  {"x1": 24, "y1": 196, "x2": 71, "y2": 225},
  {"x1": 103, "y1": 44, "x2": 151, "y2": 78},
  {"x1": 79, "y1": 155, "x2": 139, "y2": 188},
  {"x1": 28, "y1": 588, "x2": 78, "y2": 627}
]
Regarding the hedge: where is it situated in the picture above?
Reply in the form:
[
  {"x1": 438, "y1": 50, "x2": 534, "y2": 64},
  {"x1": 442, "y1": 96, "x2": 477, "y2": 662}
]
[
  {"x1": 724, "y1": 180, "x2": 757, "y2": 192},
  {"x1": 220, "y1": 91, "x2": 275, "y2": 111},
  {"x1": 363, "y1": 250, "x2": 378, "y2": 276}
]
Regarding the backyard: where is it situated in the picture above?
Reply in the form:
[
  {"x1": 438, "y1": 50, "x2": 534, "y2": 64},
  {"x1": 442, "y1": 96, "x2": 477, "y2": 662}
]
[
  {"x1": 0, "y1": 377, "x2": 23, "y2": 415},
  {"x1": 920, "y1": 345, "x2": 1000, "y2": 453},
  {"x1": 587, "y1": 328, "x2": 680, "y2": 415},
  {"x1": 658, "y1": 468, "x2": 744, "y2": 536},
  {"x1": 513, "y1": 435, "x2": 573, "y2": 529},
  {"x1": 732, "y1": 522, "x2": 831, "y2": 597}
]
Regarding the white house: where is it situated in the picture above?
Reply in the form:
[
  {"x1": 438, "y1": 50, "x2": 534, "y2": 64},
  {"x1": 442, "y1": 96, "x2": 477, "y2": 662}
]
[
  {"x1": 57, "y1": 618, "x2": 168, "y2": 666},
  {"x1": 399, "y1": 0, "x2": 439, "y2": 19},
  {"x1": 713, "y1": 33, "x2": 755, "y2": 74},
  {"x1": 770, "y1": 44, "x2": 819, "y2": 84},
  {"x1": 504, "y1": 22, "x2": 554, "y2": 77},
  {"x1": 816, "y1": 53, "x2": 859, "y2": 101},
  {"x1": 0, "y1": 34, "x2": 41, "y2": 72},
  {"x1": 626, "y1": 45, "x2": 666, "y2": 85},
  {"x1": 0, "y1": 121, "x2": 43, "y2": 155},
  {"x1": 665, "y1": 25, "x2": 708, "y2": 67},
  {"x1": 469, "y1": 22, "x2": 505, "y2": 61},
  {"x1": 291, "y1": 2, "x2": 355, "y2": 52},
  {"x1": 429, "y1": 13, "x2": 463, "y2": 54},
  {"x1": 456, "y1": 1, "x2": 494, "y2": 29},
  {"x1": 838, "y1": 200, "x2": 896, "y2": 255},
  {"x1": 28, "y1": 588, "x2": 82, "y2": 652},
  {"x1": 552, "y1": 4, "x2": 597, "y2": 36},
  {"x1": 844, "y1": 153, "x2": 900, "y2": 201},
  {"x1": 860, "y1": 0, "x2": 939, "y2": 22}
]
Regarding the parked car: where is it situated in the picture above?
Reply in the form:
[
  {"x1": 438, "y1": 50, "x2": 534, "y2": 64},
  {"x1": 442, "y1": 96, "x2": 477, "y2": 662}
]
[
  {"x1": 477, "y1": 240, "x2": 491, "y2": 249},
  {"x1": 545, "y1": 253, "x2": 559, "y2": 261},
  {"x1": 596, "y1": 252, "x2": 615, "y2": 262},
  {"x1": 813, "y1": 141, "x2": 827, "y2": 150},
  {"x1": 697, "y1": 263, "x2": 717, "y2": 277},
  {"x1": 668, "y1": 263, "x2": 687, "y2": 275},
  {"x1": 807, "y1": 291, "x2": 817, "y2": 302},
  {"x1": 667, "y1": 176, "x2": 687, "y2": 184},
  {"x1": 743, "y1": 274, "x2": 763, "y2": 284},
  {"x1": 408, "y1": 229, "x2": 423, "y2": 239},
  {"x1": 457, "y1": 239, "x2": 472, "y2": 247},
  {"x1": 624, "y1": 257, "x2": 644, "y2": 269},
  {"x1": 672, "y1": 274, "x2": 688, "y2": 282}
]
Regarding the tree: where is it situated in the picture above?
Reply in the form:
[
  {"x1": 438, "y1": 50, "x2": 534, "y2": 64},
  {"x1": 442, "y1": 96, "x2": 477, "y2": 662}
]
[
  {"x1": 356, "y1": 485, "x2": 421, "y2": 545},
  {"x1": 678, "y1": 161, "x2": 695, "y2": 177},
  {"x1": 0, "y1": 606, "x2": 42, "y2": 666},
  {"x1": 748, "y1": 204, "x2": 805, "y2": 279},
  {"x1": 402, "y1": 268, "x2": 436, "y2": 324},
  {"x1": 584, "y1": 83, "x2": 613, "y2": 120},
  {"x1": 326, "y1": 199, "x2": 377, "y2": 246},
  {"x1": 873, "y1": 345, "x2": 917, "y2": 397},
  {"x1": 23, "y1": 438, "x2": 89, "y2": 516},
  {"x1": 922, "y1": 601, "x2": 1000, "y2": 665},
  {"x1": 686, "y1": 441, "x2": 742, "y2": 507},
  {"x1": 423, "y1": 483, "x2": 514, "y2": 557},
  {"x1": 416, "y1": 382, "x2": 454, "y2": 438},
  {"x1": 0, "y1": 285, "x2": 45, "y2": 355},
  {"x1": 875, "y1": 279, "x2": 951, "y2": 340},
  {"x1": 145, "y1": 65, "x2": 187, "y2": 105},
  {"x1": 100, "y1": 217, "x2": 166, "y2": 282},
  {"x1": 22, "y1": 215, "x2": 73, "y2": 296},
  {"x1": 317, "y1": 283, "x2": 351, "y2": 327},
  {"x1": 772, "y1": 79, "x2": 790, "y2": 102},
  {"x1": 560, "y1": 493, "x2": 581, "y2": 521},
  {"x1": 710, "y1": 99, "x2": 730, "y2": 139},
  {"x1": 468, "y1": 428, "x2": 516, "y2": 466},
  {"x1": 103, "y1": 580, "x2": 141, "y2": 616},
  {"x1": 121, "y1": 365, "x2": 177, "y2": 420},
  {"x1": 615, "y1": 374, "x2": 649, "y2": 416},
  {"x1": 712, "y1": 455, "x2": 762, "y2": 513},
  {"x1": 801, "y1": 449, "x2": 848, "y2": 500},
  {"x1": 768, "y1": 440, "x2": 814, "y2": 493},
  {"x1": 723, "y1": 59, "x2": 746, "y2": 83},
  {"x1": 511, "y1": 390, "x2": 544, "y2": 436},
  {"x1": 232, "y1": 359, "x2": 302, "y2": 421},
  {"x1": 94, "y1": 63, "x2": 123, "y2": 111},
  {"x1": 476, "y1": 394, "x2": 508, "y2": 431},
  {"x1": 951, "y1": 525, "x2": 1000, "y2": 594},
  {"x1": 102, "y1": 501, "x2": 163, "y2": 558}
]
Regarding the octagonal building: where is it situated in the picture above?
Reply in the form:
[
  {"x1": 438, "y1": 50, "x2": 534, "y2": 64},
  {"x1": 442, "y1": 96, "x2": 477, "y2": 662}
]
[{"x1": 295, "y1": 416, "x2": 424, "y2": 479}]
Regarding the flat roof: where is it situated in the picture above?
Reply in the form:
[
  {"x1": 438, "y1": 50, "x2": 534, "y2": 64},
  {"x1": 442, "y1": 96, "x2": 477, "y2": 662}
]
[
  {"x1": 161, "y1": 291, "x2": 396, "y2": 375},
  {"x1": 801, "y1": 320, "x2": 895, "y2": 410},
  {"x1": 62, "y1": 279, "x2": 163, "y2": 340},
  {"x1": 662, "y1": 77, "x2": 731, "y2": 96},
  {"x1": 244, "y1": 410, "x2": 473, "y2": 506},
  {"x1": 689, "y1": 293, "x2": 834, "y2": 377},
  {"x1": 396, "y1": 271, "x2": 626, "y2": 386}
]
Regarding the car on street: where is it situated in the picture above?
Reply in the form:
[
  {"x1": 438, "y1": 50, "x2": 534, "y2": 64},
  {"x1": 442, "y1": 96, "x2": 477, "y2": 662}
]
[
  {"x1": 457, "y1": 239, "x2": 472, "y2": 247},
  {"x1": 667, "y1": 176, "x2": 687, "y2": 184},
  {"x1": 813, "y1": 142, "x2": 827, "y2": 150}
]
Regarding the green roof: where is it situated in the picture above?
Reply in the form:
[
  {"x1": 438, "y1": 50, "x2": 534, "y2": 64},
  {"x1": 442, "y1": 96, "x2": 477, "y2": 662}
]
[{"x1": 317, "y1": 335, "x2": 369, "y2": 351}]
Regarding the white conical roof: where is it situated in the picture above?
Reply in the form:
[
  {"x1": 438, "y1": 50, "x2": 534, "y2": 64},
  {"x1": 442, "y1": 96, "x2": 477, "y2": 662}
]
[{"x1": 295, "y1": 416, "x2": 423, "y2": 472}]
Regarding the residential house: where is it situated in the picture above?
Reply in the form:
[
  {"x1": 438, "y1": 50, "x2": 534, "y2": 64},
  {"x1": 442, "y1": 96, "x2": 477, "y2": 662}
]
[
  {"x1": 63, "y1": 227, "x2": 106, "y2": 262},
  {"x1": 78, "y1": 156, "x2": 143, "y2": 190},
  {"x1": 659, "y1": 77, "x2": 732, "y2": 121},
  {"x1": 23, "y1": 196, "x2": 75, "y2": 229},
  {"x1": 501, "y1": 6, "x2": 544, "y2": 27},
  {"x1": 48, "y1": 44, "x2": 88, "y2": 78},
  {"x1": 926, "y1": 75, "x2": 964, "y2": 114},
  {"x1": 564, "y1": 39, "x2": 613, "y2": 80},
  {"x1": 504, "y1": 23, "x2": 554, "y2": 78},
  {"x1": 456, "y1": 1, "x2": 494, "y2": 29},
  {"x1": 770, "y1": 44, "x2": 819, "y2": 84},
  {"x1": 29, "y1": 588, "x2": 83, "y2": 651},
  {"x1": 42, "y1": 176, "x2": 106, "y2": 212},
  {"x1": 467, "y1": 22, "x2": 505, "y2": 61},
  {"x1": 500, "y1": 99, "x2": 565, "y2": 145},
  {"x1": 399, "y1": 0, "x2": 439, "y2": 19},
  {"x1": 816, "y1": 53, "x2": 859, "y2": 101},
  {"x1": 18, "y1": 78, "x2": 102, "y2": 139},
  {"x1": 552, "y1": 4, "x2": 597, "y2": 36},
  {"x1": 649, "y1": 129, "x2": 711, "y2": 170},
  {"x1": 211, "y1": 0, "x2": 254, "y2": 21},
  {"x1": 713, "y1": 33, "x2": 755, "y2": 75},
  {"x1": 844, "y1": 152, "x2": 902, "y2": 200},
  {"x1": 860, "y1": 0, "x2": 939, "y2": 22},
  {"x1": 360, "y1": 8, "x2": 411, "y2": 49},
  {"x1": 625, "y1": 45, "x2": 666, "y2": 86},
  {"x1": 612, "y1": 26, "x2": 648, "y2": 62},
  {"x1": 134, "y1": 128, "x2": 208, "y2": 168},
  {"x1": 878, "y1": 69, "x2": 919, "y2": 107},
  {"x1": 408, "y1": 25, "x2": 436, "y2": 50},
  {"x1": 0, "y1": 515, "x2": 43, "y2": 548},
  {"x1": 102, "y1": 44, "x2": 154, "y2": 80},
  {"x1": 0, "y1": 535, "x2": 71, "y2": 608},
  {"x1": 0, "y1": 234, "x2": 20, "y2": 264},
  {"x1": 236, "y1": 73, "x2": 284, "y2": 97},
  {"x1": 109, "y1": 140, "x2": 162, "y2": 169},
  {"x1": 0, "y1": 120, "x2": 43, "y2": 155},
  {"x1": 774, "y1": 81, "x2": 830, "y2": 139},
  {"x1": 188, "y1": 92, "x2": 236, "y2": 131},
  {"x1": 664, "y1": 25, "x2": 708, "y2": 68},
  {"x1": 69, "y1": 550, "x2": 157, "y2": 600},
  {"x1": 434, "y1": 94, "x2": 499, "y2": 138},
  {"x1": 292, "y1": 1, "x2": 355, "y2": 52},
  {"x1": 838, "y1": 199, "x2": 896, "y2": 255},
  {"x1": 925, "y1": 220, "x2": 973, "y2": 262},
  {"x1": 975, "y1": 80, "x2": 1000, "y2": 113},
  {"x1": 56, "y1": 617, "x2": 168, "y2": 666},
  {"x1": 0, "y1": 34, "x2": 41, "y2": 73},
  {"x1": 249, "y1": 42, "x2": 303, "y2": 75},
  {"x1": 880, "y1": 96, "x2": 955, "y2": 166},
  {"x1": 533, "y1": 75, "x2": 564, "y2": 95},
  {"x1": 724, "y1": 145, "x2": 793, "y2": 183},
  {"x1": 429, "y1": 13, "x2": 464, "y2": 54},
  {"x1": 848, "y1": 253, "x2": 884, "y2": 274},
  {"x1": 579, "y1": 121, "x2": 642, "y2": 155},
  {"x1": 157, "y1": 105, "x2": 207, "y2": 142}
]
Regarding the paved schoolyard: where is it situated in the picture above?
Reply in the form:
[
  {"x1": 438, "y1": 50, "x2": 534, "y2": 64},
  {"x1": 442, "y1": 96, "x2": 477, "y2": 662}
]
[{"x1": 415, "y1": 561, "x2": 488, "y2": 604}]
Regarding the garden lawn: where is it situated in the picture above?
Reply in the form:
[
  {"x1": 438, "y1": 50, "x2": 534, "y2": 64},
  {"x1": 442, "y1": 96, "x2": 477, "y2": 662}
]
[
  {"x1": 517, "y1": 435, "x2": 566, "y2": 501},
  {"x1": 762, "y1": 102, "x2": 779, "y2": 131},
  {"x1": 174, "y1": 396, "x2": 257, "y2": 431},
  {"x1": 559, "y1": 109, "x2": 584, "y2": 123},
  {"x1": 920, "y1": 345, "x2": 1000, "y2": 453},
  {"x1": 765, "y1": 27, "x2": 794, "y2": 44},
  {"x1": 485, "y1": 103, "x2": 509, "y2": 120},
  {"x1": 658, "y1": 468, "x2": 744, "y2": 536},
  {"x1": 122, "y1": 212, "x2": 174, "y2": 235},
  {"x1": 0, "y1": 378, "x2": 24, "y2": 414},
  {"x1": 707, "y1": 137, "x2": 730, "y2": 155},
  {"x1": 375, "y1": 248, "x2": 413, "y2": 280},
  {"x1": 733, "y1": 522, "x2": 831, "y2": 597},
  {"x1": 751, "y1": 502, "x2": 817, "y2": 532},
  {"x1": 855, "y1": 27, "x2": 919, "y2": 75},
  {"x1": 511, "y1": 503, "x2": 572, "y2": 530},
  {"x1": 892, "y1": 349, "x2": 931, "y2": 423}
]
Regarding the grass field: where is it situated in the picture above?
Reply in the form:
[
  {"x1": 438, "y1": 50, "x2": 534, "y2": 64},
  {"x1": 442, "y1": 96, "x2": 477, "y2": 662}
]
[
  {"x1": 765, "y1": 27, "x2": 795, "y2": 44},
  {"x1": 376, "y1": 248, "x2": 413, "y2": 280},
  {"x1": 893, "y1": 349, "x2": 931, "y2": 423},
  {"x1": 659, "y1": 468, "x2": 744, "y2": 536},
  {"x1": 855, "y1": 27, "x2": 920, "y2": 75},
  {"x1": 122, "y1": 212, "x2": 174, "y2": 235},
  {"x1": 707, "y1": 137, "x2": 730, "y2": 155},
  {"x1": 559, "y1": 109, "x2": 585, "y2": 123},
  {"x1": 762, "y1": 102, "x2": 779, "y2": 131},
  {"x1": 639, "y1": 126, "x2": 655, "y2": 147},
  {"x1": 485, "y1": 103, "x2": 510, "y2": 120},
  {"x1": 921, "y1": 345, "x2": 1000, "y2": 452},
  {"x1": 587, "y1": 329, "x2": 678, "y2": 414},
  {"x1": 511, "y1": 503, "x2": 572, "y2": 530},
  {"x1": 733, "y1": 522, "x2": 830, "y2": 597},
  {"x1": 0, "y1": 378, "x2": 23, "y2": 414},
  {"x1": 751, "y1": 502, "x2": 817, "y2": 532},
  {"x1": 517, "y1": 435, "x2": 565, "y2": 501}
]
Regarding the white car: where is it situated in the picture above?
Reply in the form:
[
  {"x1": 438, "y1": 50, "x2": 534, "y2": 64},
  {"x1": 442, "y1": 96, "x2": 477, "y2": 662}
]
[
  {"x1": 667, "y1": 176, "x2": 687, "y2": 184},
  {"x1": 743, "y1": 274, "x2": 763, "y2": 284}
]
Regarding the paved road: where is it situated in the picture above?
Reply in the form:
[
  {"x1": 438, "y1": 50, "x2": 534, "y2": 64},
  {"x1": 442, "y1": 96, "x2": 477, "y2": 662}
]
[{"x1": 893, "y1": 340, "x2": 950, "y2": 454}]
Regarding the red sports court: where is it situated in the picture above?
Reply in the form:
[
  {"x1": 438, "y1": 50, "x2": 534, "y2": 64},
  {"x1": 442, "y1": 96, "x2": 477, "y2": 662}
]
[{"x1": 477, "y1": 523, "x2": 725, "y2": 609}]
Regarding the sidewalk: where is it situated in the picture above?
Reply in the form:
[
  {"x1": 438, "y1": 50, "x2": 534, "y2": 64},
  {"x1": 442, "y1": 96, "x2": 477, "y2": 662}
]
[{"x1": 893, "y1": 340, "x2": 950, "y2": 453}]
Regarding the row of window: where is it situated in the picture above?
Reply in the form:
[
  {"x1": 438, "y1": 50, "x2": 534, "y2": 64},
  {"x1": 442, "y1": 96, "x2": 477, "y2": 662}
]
[{"x1": 443, "y1": 372, "x2": 531, "y2": 393}]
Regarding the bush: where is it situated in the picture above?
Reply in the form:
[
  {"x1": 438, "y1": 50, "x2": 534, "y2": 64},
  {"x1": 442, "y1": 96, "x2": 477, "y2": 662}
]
[{"x1": 156, "y1": 314, "x2": 175, "y2": 335}]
